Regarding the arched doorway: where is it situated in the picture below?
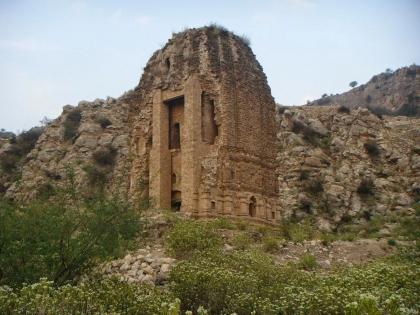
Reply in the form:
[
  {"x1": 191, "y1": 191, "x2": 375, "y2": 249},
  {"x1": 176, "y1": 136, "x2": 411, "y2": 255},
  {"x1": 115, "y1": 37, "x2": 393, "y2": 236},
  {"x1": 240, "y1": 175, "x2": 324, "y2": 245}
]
[{"x1": 249, "y1": 196, "x2": 257, "y2": 217}]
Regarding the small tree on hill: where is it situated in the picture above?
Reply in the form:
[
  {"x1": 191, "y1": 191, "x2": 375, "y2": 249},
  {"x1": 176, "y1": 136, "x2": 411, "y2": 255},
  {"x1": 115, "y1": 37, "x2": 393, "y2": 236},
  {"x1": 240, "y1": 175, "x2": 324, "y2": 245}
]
[{"x1": 349, "y1": 81, "x2": 358, "y2": 88}]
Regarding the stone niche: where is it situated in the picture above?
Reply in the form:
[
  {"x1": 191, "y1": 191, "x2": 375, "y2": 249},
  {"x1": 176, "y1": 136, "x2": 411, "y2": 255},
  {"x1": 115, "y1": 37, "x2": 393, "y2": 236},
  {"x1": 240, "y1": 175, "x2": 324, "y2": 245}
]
[{"x1": 131, "y1": 26, "x2": 279, "y2": 223}]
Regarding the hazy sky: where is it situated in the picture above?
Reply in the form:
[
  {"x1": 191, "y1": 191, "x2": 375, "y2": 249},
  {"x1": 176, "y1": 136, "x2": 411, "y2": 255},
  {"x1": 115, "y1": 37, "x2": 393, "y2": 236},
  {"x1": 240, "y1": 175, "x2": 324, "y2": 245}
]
[{"x1": 1, "y1": 0, "x2": 419, "y2": 132}]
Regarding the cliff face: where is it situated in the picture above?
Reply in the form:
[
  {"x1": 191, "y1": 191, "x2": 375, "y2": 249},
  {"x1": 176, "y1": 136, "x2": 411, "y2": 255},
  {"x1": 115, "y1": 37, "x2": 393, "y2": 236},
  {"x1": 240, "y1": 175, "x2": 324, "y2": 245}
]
[
  {"x1": 277, "y1": 105, "x2": 419, "y2": 230},
  {"x1": 309, "y1": 65, "x2": 419, "y2": 116}
]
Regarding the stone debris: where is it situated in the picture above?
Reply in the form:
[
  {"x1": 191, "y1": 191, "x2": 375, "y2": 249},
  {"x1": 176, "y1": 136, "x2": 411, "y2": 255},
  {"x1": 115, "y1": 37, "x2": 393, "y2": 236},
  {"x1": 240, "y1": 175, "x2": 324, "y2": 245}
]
[{"x1": 99, "y1": 246, "x2": 176, "y2": 285}]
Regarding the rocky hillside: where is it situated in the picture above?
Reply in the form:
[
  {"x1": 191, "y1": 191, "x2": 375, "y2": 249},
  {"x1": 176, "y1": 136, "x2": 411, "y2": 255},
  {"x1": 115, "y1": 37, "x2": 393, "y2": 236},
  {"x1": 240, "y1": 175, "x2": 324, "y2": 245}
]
[
  {"x1": 2, "y1": 95, "x2": 133, "y2": 201},
  {"x1": 277, "y1": 105, "x2": 419, "y2": 230},
  {"x1": 309, "y1": 65, "x2": 419, "y2": 116}
]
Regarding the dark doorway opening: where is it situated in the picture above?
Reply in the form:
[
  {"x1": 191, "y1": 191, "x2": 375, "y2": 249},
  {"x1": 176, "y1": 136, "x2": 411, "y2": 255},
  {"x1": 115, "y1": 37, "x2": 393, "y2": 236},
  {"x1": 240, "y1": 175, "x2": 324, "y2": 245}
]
[
  {"x1": 171, "y1": 190, "x2": 182, "y2": 211},
  {"x1": 249, "y1": 196, "x2": 257, "y2": 217},
  {"x1": 165, "y1": 96, "x2": 184, "y2": 150}
]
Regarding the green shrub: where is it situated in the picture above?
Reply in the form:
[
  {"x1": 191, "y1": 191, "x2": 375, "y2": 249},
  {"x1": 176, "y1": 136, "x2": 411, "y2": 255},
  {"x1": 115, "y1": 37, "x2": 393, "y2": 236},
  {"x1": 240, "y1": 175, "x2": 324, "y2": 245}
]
[
  {"x1": 298, "y1": 254, "x2": 318, "y2": 270},
  {"x1": 398, "y1": 213, "x2": 420, "y2": 241},
  {"x1": 170, "y1": 249, "x2": 419, "y2": 314},
  {"x1": 0, "y1": 183, "x2": 140, "y2": 287},
  {"x1": 256, "y1": 224, "x2": 270, "y2": 236},
  {"x1": 0, "y1": 127, "x2": 43, "y2": 173},
  {"x1": 0, "y1": 153, "x2": 19, "y2": 173},
  {"x1": 388, "y1": 239, "x2": 397, "y2": 246},
  {"x1": 291, "y1": 120, "x2": 326, "y2": 146},
  {"x1": 357, "y1": 178, "x2": 375, "y2": 196},
  {"x1": 236, "y1": 220, "x2": 247, "y2": 231},
  {"x1": 96, "y1": 116, "x2": 112, "y2": 128},
  {"x1": 63, "y1": 108, "x2": 82, "y2": 141},
  {"x1": 0, "y1": 278, "x2": 178, "y2": 315},
  {"x1": 92, "y1": 146, "x2": 117, "y2": 166},
  {"x1": 299, "y1": 169, "x2": 310, "y2": 181},
  {"x1": 412, "y1": 147, "x2": 420, "y2": 155},
  {"x1": 232, "y1": 233, "x2": 252, "y2": 250},
  {"x1": 83, "y1": 164, "x2": 108, "y2": 186},
  {"x1": 238, "y1": 34, "x2": 251, "y2": 46},
  {"x1": 281, "y1": 220, "x2": 316, "y2": 243},
  {"x1": 208, "y1": 217, "x2": 235, "y2": 230},
  {"x1": 166, "y1": 220, "x2": 223, "y2": 259},
  {"x1": 364, "y1": 140, "x2": 381, "y2": 158},
  {"x1": 262, "y1": 236, "x2": 279, "y2": 253},
  {"x1": 363, "y1": 215, "x2": 384, "y2": 236},
  {"x1": 319, "y1": 136, "x2": 332, "y2": 150},
  {"x1": 207, "y1": 23, "x2": 229, "y2": 35},
  {"x1": 320, "y1": 233, "x2": 337, "y2": 246},
  {"x1": 305, "y1": 178, "x2": 324, "y2": 195},
  {"x1": 170, "y1": 250, "x2": 280, "y2": 314}
]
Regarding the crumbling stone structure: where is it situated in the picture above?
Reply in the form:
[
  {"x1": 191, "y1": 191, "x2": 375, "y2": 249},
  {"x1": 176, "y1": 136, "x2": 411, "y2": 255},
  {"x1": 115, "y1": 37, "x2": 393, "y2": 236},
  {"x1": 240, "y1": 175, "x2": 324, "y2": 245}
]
[{"x1": 129, "y1": 26, "x2": 279, "y2": 222}]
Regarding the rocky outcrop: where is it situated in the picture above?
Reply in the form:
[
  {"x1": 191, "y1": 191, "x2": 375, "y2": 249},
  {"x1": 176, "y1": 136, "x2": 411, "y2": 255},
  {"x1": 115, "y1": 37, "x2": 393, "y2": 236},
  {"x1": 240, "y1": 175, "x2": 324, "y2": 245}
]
[
  {"x1": 277, "y1": 105, "x2": 419, "y2": 229},
  {"x1": 5, "y1": 95, "x2": 133, "y2": 200},
  {"x1": 309, "y1": 65, "x2": 419, "y2": 116}
]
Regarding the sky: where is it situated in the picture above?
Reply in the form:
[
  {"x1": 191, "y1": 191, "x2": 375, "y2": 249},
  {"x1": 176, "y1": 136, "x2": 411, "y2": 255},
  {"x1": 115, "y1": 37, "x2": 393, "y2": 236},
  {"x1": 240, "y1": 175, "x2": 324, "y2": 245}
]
[{"x1": 0, "y1": 0, "x2": 419, "y2": 133}]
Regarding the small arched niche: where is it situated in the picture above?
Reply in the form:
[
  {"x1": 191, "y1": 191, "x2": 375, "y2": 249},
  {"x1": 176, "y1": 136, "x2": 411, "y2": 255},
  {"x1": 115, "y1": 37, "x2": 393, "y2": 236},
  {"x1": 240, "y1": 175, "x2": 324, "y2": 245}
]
[{"x1": 249, "y1": 196, "x2": 257, "y2": 217}]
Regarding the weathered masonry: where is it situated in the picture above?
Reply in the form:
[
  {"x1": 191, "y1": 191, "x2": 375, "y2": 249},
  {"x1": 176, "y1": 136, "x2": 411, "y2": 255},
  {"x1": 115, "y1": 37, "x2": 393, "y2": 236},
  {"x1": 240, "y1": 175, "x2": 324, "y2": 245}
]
[{"x1": 130, "y1": 26, "x2": 279, "y2": 223}]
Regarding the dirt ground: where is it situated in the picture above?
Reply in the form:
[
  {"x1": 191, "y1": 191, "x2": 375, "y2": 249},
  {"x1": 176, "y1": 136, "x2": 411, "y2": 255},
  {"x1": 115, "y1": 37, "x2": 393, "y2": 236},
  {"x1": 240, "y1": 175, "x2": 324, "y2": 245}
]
[{"x1": 271, "y1": 239, "x2": 399, "y2": 268}]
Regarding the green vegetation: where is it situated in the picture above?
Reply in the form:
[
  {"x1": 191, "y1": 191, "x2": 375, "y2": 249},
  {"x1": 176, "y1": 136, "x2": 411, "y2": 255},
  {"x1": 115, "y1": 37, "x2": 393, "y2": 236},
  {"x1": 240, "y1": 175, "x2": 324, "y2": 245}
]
[
  {"x1": 2, "y1": 250, "x2": 418, "y2": 314},
  {"x1": 83, "y1": 146, "x2": 118, "y2": 189},
  {"x1": 96, "y1": 116, "x2": 112, "y2": 128},
  {"x1": 0, "y1": 210, "x2": 419, "y2": 314},
  {"x1": 337, "y1": 105, "x2": 350, "y2": 114},
  {"x1": 207, "y1": 23, "x2": 251, "y2": 47},
  {"x1": 0, "y1": 127, "x2": 43, "y2": 174},
  {"x1": 280, "y1": 219, "x2": 317, "y2": 243},
  {"x1": 298, "y1": 254, "x2": 319, "y2": 270},
  {"x1": 262, "y1": 236, "x2": 280, "y2": 253},
  {"x1": 170, "y1": 249, "x2": 419, "y2": 314},
  {"x1": 357, "y1": 178, "x2": 375, "y2": 196},
  {"x1": 92, "y1": 146, "x2": 117, "y2": 166},
  {"x1": 165, "y1": 220, "x2": 223, "y2": 258},
  {"x1": 364, "y1": 140, "x2": 381, "y2": 158},
  {"x1": 208, "y1": 217, "x2": 235, "y2": 230},
  {"x1": 305, "y1": 177, "x2": 324, "y2": 195},
  {"x1": 63, "y1": 108, "x2": 82, "y2": 141},
  {"x1": 232, "y1": 232, "x2": 253, "y2": 250},
  {"x1": 0, "y1": 278, "x2": 178, "y2": 315},
  {"x1": 388, "y1": 239, "x2": 397, "y2": 246},
  {"x1": 349, "y1": 81, "x2": 358, "y2": 88},
  {"x1": 0, "y1": 173, "x2": 140, "y2": 287},
  {"x1": 83, "y1": 163, "x2": 108, "y2": 186}
]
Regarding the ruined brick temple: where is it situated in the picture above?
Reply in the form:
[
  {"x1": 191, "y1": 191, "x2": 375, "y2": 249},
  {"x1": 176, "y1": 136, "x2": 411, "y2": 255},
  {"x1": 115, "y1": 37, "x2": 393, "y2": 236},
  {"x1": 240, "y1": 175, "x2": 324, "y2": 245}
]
[
  {"x1": 129, "y1": 26, "x2": 279, "y2": 222},
  {"x1": 5, "y1": 26, "x2": 280, "y2": 224}
]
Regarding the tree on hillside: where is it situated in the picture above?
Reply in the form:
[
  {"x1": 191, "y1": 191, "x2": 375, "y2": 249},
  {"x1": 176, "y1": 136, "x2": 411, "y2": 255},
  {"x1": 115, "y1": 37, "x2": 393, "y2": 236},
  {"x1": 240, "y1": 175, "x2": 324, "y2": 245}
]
[{"x1": 349, "y1": 81, "x2": 358, "y2": 88}]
